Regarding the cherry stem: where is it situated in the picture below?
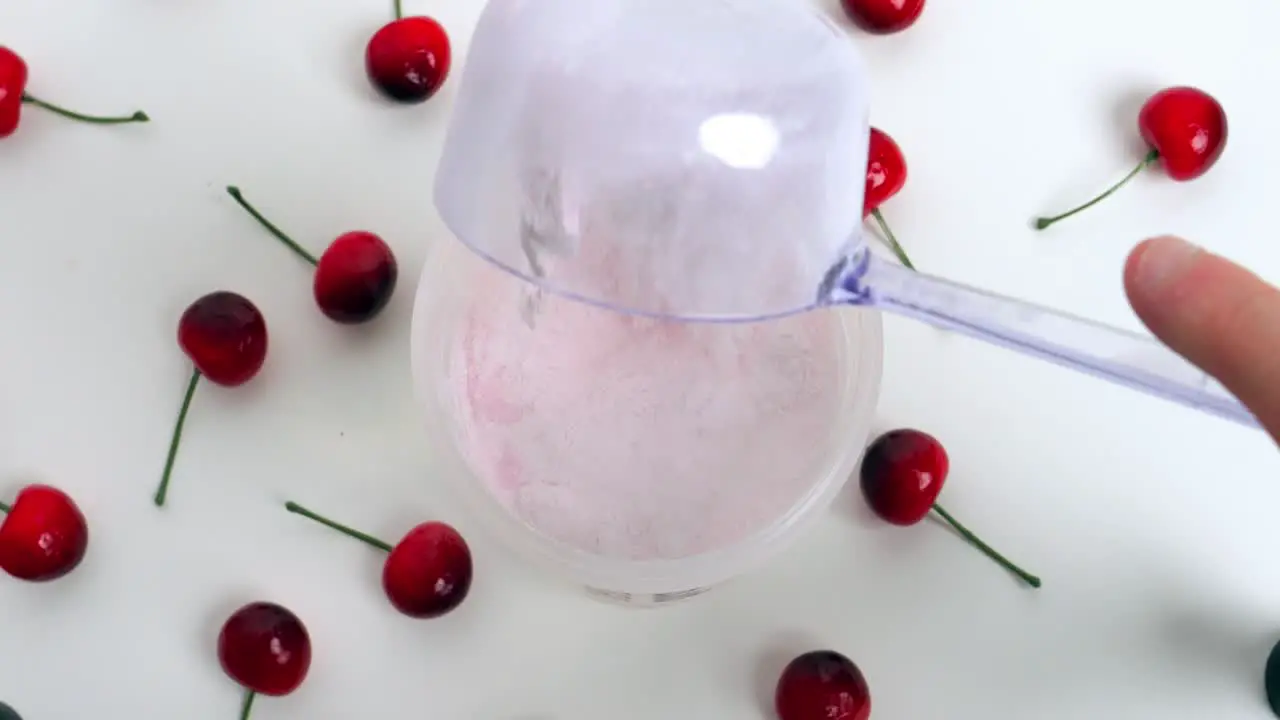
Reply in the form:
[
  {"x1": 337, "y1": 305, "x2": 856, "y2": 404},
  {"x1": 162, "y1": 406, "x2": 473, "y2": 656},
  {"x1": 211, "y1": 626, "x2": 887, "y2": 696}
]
[
  {"x1": 225, "y1": 186, "x2": 319, "y2": 267},
  {"x1": 1034, "y1": 149, "x2": 1160, "y2": 230},
  {"x1": 0, "y1": 502, "x2": 10, "y2": 513},
  {"x1": 394, "y1": 0, "x2": 403, "y2": 19},
  {"x1": 154, "y1": 369, "x2": 201, "y2": 507},
  {"x1": 870, "y1": 208, "x2": 916, "y2": 270},
  {"x1": 931, "y1": 503, "x2": 1041, "y2": 588},
  {"x1": 284, "y1": 501, "x2": 393, "y2": 552},
  {"x1": 21, "y1": 93, "x2": 149, "y2": 125},
  {"x1": 239, "y1": 689, "x2": 255, "y2": 720}
]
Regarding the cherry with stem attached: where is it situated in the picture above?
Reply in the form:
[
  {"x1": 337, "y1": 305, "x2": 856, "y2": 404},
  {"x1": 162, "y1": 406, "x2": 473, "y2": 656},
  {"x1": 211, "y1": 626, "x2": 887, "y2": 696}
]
[
  {"x1": 284, "y1": 501, "x2": 473, "y2": 618},
  {"x1": 0, "y1": 484, "x2": 89, "y2": 582},
  {"x1": 864, "y1": 127, "x2": 915, "y2": 270},
  {"x1": 365, "y1": 1, "x2": 452, "y2": 104},
  {"x1": 0, "y1": 47, "x2": 148, "y2": 139},
  {"x1": 860, "y1": 429, "x2": 1041, "y2": 588},
  {"x1": 226, "y1": 187, "x2": 399, "y2": 325},
  {"x1": 154, "y1": 291, "x2": 268, "y2": 507},
  {"x1": 218, "y1": 602, "x2": 311, "y2": 720},
  {"x1": 1035, "y1": 86, "x2": 1227, "y2": 230}
]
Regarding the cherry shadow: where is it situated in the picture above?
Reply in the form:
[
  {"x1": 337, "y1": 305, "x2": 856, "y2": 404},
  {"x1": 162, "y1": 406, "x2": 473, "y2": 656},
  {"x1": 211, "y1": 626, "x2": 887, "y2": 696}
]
[
  {"x1": 1114, "y1": 88, "x2": 1161, "y2": 164},
  {"x1": 753, "y1": 631, "x2": 824, "y2": 717}
]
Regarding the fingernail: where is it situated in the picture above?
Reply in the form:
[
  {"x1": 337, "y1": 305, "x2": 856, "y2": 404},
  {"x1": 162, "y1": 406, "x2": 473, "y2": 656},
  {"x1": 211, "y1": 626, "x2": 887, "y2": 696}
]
[{"x1": 1131, "y1": 235, "x2": 1203, "y2": 294}]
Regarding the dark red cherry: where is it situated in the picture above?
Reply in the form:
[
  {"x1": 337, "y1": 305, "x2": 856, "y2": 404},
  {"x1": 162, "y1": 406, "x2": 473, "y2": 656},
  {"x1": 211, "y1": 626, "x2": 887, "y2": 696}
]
[
  {"x1": 775, "y1": 650, "x2": 871, "y2": 720},
  {"x1": 178, "y1": 291, "x2": 269, "y2": 388},
  {"x1": 284, "y1": 502, "x2": 474, "y2": 619},
  {"x1": 218, "y1": 602, "x2": 311, "y2": 718},
  {"x1": 313, "y1": 232, "x2": 399, "y2": 324},
  {"x1": 860, "y1": 429, "x2": 1041, "y2": 588},
  {"x1": 0, "y1": 484, "x2": 89, "y2": 582},
  {"x1": 840, "y1": 0, "x2": 925, "y2": 34},
  {"x1": 381, "y1": 521, "x2": 473, "y2": 618},
  {"x1": 154, "y1": 291, "x2": 268, "y2": 507},
  {"x1": 226, "y1": 186, "x2": 398, "y2": 324}
]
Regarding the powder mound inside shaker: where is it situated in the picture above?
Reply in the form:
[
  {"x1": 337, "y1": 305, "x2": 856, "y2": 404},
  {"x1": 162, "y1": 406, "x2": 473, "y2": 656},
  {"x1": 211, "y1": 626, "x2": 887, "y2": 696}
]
[{"x1": 442, "y1": 268, "x2": 846, "y2": 561}]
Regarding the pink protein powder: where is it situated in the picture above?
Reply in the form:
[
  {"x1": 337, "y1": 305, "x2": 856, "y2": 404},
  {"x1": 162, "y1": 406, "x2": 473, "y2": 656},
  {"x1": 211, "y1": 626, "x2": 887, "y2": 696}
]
[{"x1": 439, "y1": 278, "x2": 847, "y2": 561}]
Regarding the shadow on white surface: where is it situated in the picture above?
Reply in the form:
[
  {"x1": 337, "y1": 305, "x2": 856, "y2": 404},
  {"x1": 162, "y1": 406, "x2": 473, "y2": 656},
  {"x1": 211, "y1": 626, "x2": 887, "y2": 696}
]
[
  {"x1": 1113, "y1": 86, "x2": 1162, "y2": 164},
  {"x1": 752, "y1": 630, "x2": 825, "y2": 717}
]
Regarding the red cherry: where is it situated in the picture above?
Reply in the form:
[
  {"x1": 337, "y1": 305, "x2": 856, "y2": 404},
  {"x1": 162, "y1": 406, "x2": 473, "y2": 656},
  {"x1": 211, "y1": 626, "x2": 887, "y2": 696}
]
[
  {"x1": 382, "y1": 522, "x2": 473, "y2": 618},
  {"x1": 775, "y1": 650, "x2": 871, "y2": 720},
  {"x1": 218, "y1": 602, "x2": 311, "y2": 718},
  {"x1": 0, "y1": 46, "x2": 148, "y2": 139},
  {"x1": 0, "y1": 485, "x2": 88, "y2": 582},
  {"x1": 284, "y1": 502, "x2": 474, "y2": 619},
  {"x1": 365, "y1": 16, "x2": 451, "y2": 104},
  {"x1": 0, "y1": 48, "x2": 29, "y2": 139},
  {"x1": 860, "y1": 429, "x2": 1041, "y2": 588},
  {"x1": 226, "y1": 187, "x2": 399, "y2": 324},
  {"x1": 863, "y1": 127, "x2": 914, "y2": 269},
  {"x1": 1139, "y1": 87, "x2": 1228, "y2": 181},
  {"x1": 840, "y1": 0, "x2": 925, "y2": 34},
  {"x1": 154, "y1": 291, "x2": 268, "y2": 507},
  {"x1": 314, "y1": 232, "x2": 399, "y2": 324},
  {"x1": 1035, "y1": 86, "x2": 1227, "y2": 230}
]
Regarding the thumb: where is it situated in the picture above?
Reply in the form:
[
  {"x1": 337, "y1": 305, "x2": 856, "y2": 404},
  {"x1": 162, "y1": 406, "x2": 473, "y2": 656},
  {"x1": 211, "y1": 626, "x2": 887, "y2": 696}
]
[{"x1": 1124, "y1": 235, "x2": 1280, "y2": 439}]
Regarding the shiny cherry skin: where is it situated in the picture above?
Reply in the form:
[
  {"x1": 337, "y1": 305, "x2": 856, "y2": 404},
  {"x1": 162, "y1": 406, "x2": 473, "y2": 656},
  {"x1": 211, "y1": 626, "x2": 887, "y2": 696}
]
[
  {"x1": 218, "y1": 602, "x2": 312, "y2": 697},
  {"x1": 841, "y1": 0, "x2": 925, "y2": 34},
  {"x1": 0, "y1": 47, "x2": 29, "y2": 139},
  {"x1": 0, "y1": 485, "x2": 89, "y2": 582},
  {"x1": 313, "y1": 232, "x2": 399, "y2": 324},
  {"x1": 365, "y1": 17, "x2": 452, "y2": 104},
  {"x1": 1139, "y1": 87, "x2": 1227, "y2": 181},
  {"x1": 859, "y1": 428, "x2": 946, "y2": 525},
  {"x1": 775, "y1": 650, "x2": 871, "y2": 720},
  {"x1": 1034, "y1": 86, "x2": 1227, "y2": 230},
  {"x1": 383, "y1": 522, "x2": 473, "y2": 619},
  {"x1": 178, "y1": 291, "x2": 268, "y2": 387},
  {"x1": 864, "y1": 127, "x2": 907, "y2": 218}
]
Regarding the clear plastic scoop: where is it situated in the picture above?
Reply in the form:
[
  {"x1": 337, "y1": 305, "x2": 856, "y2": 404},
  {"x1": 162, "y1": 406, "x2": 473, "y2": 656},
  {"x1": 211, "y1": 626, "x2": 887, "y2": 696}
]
[{"x1": 434, "y1": 0, "x2": 1257, "y2": 428}]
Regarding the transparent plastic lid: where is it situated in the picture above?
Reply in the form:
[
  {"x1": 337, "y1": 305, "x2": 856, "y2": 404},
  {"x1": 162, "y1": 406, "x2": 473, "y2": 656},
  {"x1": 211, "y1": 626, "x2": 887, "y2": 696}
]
[{"x1": 434, "y1": 0, "x2": 871, "y2": 320}]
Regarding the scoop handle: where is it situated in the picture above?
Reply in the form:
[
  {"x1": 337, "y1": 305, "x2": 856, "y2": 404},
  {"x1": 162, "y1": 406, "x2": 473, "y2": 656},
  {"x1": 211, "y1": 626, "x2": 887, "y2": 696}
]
[{"x1": 829, "y1": 250, "x2": 1258, "y2": 428}]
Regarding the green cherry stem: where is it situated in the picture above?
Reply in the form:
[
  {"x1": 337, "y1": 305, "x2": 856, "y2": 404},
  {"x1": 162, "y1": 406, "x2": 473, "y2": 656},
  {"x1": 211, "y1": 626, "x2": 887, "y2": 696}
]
[
  {"x1": 870, "y1": 208, "x2": 916, "y2": 270},
  {"x1": 284, "y1": 501, "x2": 393, "y2": 552},
  {"x1": 155, "y1": 369, "x2": 201, "y2": 507},
  {"x1": 21, "y1": 93, "x2": 149, "y2": 125},
  {"x1": 1034, "y1": 148, "x2": 1160, "y2": 230},
  {"x1": 239, "y1": 689, "x2": 255, "y2": 720},
  {"x1": 0, "y1": 501, "x2": 10, "y2": 513},
  {"x1": 394, "y1": 0, "x2": 403, "y2": 19},
  {"x1": 225, "y1": 186, "x2": 320, "y2": 267},
  {"x1": 931, "y1": 503, "x2": 1041, "y2": 589}
]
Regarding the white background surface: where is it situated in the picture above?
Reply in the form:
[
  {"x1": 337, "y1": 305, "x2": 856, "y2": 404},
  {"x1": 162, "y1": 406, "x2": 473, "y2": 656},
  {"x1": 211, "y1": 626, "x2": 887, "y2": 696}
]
[{"x1": 2, "y1": 0, "x2": 1280, "y2": 718}]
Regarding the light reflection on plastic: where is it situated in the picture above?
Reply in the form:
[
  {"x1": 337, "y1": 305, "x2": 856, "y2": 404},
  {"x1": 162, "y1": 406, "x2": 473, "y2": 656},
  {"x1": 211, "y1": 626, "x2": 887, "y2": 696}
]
[{"x1": 698, "y1": 113, "x2": 780, "y2": 170}]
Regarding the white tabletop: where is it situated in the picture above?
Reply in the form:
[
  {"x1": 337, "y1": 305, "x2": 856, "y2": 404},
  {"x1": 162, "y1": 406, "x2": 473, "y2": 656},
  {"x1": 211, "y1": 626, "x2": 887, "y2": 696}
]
[{"x1": 2, "y1": 0, "x2": 1280, "y2": 718}]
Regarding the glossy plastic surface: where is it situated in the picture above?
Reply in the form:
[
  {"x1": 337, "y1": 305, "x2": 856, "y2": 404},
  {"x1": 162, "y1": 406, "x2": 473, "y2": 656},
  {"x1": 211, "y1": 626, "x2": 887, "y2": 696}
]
[
  {"x1": 409, "y1": 236, "x2": 884, "y2": 603},
  {"x1": 434, "y1": 0, "x2": 871, "y2": 321},
  {"x1": 435, "y1": 0, "x2": 1253, "y2": 429},
  {"x1": 826, "y1": 248, "x2": 1257, "y2": 427}
]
